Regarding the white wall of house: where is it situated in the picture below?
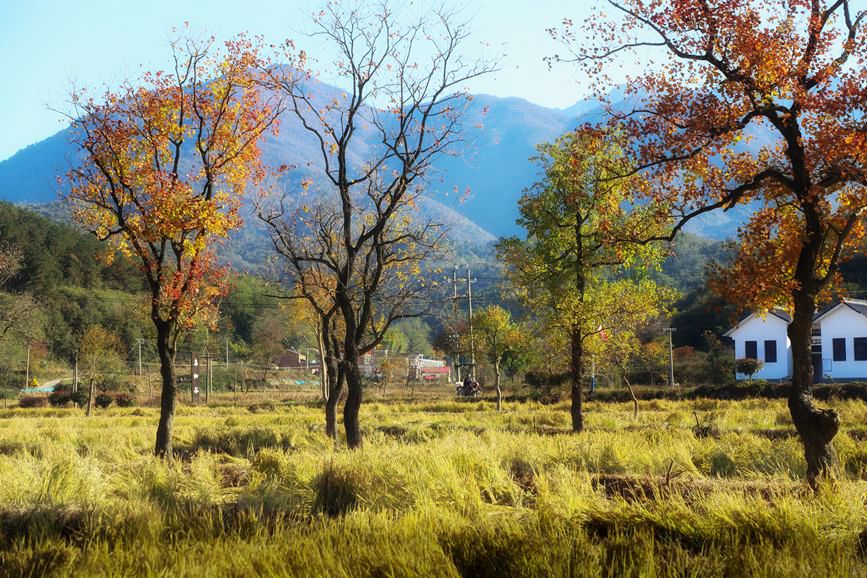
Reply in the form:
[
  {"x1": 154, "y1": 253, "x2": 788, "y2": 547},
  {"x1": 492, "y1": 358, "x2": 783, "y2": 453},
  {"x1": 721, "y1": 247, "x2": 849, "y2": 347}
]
[
  {"x1": 727, "y1": 314, "x2": 792, "y2": 380},
  {"x1": 818, "y1": 306, "x2": 867, "y2": 380}
]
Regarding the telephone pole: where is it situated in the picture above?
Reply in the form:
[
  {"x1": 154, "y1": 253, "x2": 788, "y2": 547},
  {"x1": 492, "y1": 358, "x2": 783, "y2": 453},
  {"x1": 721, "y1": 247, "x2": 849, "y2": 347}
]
[
  {"x1": 137, "y1": 339, "x2": 143, "y2": 376},
  {"x1": 663, "y1": 327, "x2": 677, "y2": 387},
  {"x1": 452, "y1": 266, "x2": 461, "y2": 382},
  {"x1": 451, "y1": 266, "x2": 477, "y2": 378},
  {"x1": 466, "y1": 266, "x2": 476, "y2": 371},
  {"x1": 190, "y1": 351, "x2": 197, "y2": 404},
  {"x1": 205, "y1": 352, "x2": 211, "y2": 405},
  {"x1": 24, "y1": 345, "x2": 30, "y2": 387}
]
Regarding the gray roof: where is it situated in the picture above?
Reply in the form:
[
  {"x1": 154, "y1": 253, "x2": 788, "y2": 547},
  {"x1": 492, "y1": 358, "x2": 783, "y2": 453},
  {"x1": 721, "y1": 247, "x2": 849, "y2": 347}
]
[
  {"x1": 769, "y1": 309, "x2": 792, "y2": 323},
  {"x1": 725, "y1": 308, "x2": 791, "y2": 336},
  {"x1": 728, "y1": 300, "x2": 867, "y2": 335},
  {"x1": 812, "y1": 298, "x2": 867, "y2": 323},
  {"x1": 844, "y1": 299, "x2": 867, "y2": 318}
]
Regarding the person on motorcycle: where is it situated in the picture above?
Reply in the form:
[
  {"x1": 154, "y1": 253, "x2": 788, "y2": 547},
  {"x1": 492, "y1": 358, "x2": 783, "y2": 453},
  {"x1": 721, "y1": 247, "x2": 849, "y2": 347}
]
[{"x1": 462, "y1": 374, "x2": 473, "y2": 394}]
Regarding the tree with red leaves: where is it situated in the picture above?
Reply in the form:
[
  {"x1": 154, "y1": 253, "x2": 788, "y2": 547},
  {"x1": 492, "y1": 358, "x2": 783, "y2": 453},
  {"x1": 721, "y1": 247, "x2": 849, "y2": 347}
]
[
  {"x1": 554, "y1": 0, "x2": 866, "y2": 485},
  {"x1": 65, "y1": 32, "x2": 284, "y2": 457}
]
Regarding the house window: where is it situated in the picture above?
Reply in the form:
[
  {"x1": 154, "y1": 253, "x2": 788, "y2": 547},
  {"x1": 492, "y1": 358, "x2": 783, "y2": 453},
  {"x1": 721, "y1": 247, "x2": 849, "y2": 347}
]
[
  {"x1": 745, "y1": 341, "x2": 758, "y2": 359},
  {"x1": 832, "y1": 338, "x2": 846, "y2": 362},
  {"x1": 854, "y1": 337, "x2": 867, "y2": 361},
  {"x1": 764, "y1": 340, "x2": 777, "y2": 363}
]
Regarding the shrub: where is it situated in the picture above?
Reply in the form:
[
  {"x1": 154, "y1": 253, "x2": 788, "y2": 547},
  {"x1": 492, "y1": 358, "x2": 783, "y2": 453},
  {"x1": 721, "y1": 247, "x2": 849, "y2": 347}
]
[
  {"x1": 48, "y1": 390, "x2": 71, "y2": 407},
  {"x1": 94, "y1": 394, "x2": 113, "y2": 409},
  {"x1": 735, "y1": 358, "x2": 764, "y2": 380},
  {"x1": 18, "y1": 396, "x2": 48, "y2": 408},
  {"x1": 114, "y1": 393, "x2": 136, "y2": 407},
  {"x1": 69, "y1": 390, "x2": 88, "y2": 406},
  {"x1": 524, "y1": 371, "x2": 569, "y2": 405}
]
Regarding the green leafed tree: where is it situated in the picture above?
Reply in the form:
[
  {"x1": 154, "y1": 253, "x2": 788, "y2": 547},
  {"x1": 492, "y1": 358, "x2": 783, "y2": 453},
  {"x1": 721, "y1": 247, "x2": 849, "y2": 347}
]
[
  {"x1": 498, "y1": 128, "x2": 676, "y2": 432},
  {"x1": 473, "y1": 305, "x2": 523, "y2": 411},
  {"x1": 79, "y1": 325, "x2": 125, "y2": 416}
]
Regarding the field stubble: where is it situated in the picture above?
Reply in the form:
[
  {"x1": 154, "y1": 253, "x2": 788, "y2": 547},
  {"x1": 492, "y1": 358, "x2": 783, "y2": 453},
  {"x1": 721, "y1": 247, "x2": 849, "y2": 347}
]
[{"x1": 0, "y1": 393, "x2": 865, "y2": 577}]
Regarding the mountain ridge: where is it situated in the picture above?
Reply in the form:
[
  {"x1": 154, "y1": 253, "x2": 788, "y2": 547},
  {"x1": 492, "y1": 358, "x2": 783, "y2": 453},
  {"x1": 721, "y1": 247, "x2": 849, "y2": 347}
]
[{"x1": 0, "y1": 79, "x2": 755, "y2": 242}]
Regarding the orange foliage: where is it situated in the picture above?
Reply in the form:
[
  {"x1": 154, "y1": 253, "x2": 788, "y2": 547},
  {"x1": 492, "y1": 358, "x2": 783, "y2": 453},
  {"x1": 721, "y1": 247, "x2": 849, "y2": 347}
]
[
  {"x1": 561, "y1": 0, "x2": 866, "y2": 315},
  {"x1": 65, "y1": 32, "x2": 284, "y2": 333}
]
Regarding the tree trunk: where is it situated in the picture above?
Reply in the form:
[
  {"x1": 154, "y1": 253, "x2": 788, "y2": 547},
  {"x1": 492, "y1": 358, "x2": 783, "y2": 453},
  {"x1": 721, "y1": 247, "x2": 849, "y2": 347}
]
[
  {"x1": 318, "y1": 329, "x2": 328, "y2": 402},
  {"x1": 622, "y1": 371, "x2": 638, "y2": 419},
  {"x1": 154, "y1": 322, "x2": 177, "y2": 458},
  {"x1": 570, "y1": 326, "x2": 584, "y2": 432},
  {"x1": 343, "y1": 340, "x2": 363, "y2": 449},
  {"x1": 86, "y1": 378, "x2": 94, "y2": 417},
  {"x1": 325, "y1": 361, "x2": 344, "y2": 440},
  {"x1": 788, "y1": 288, "x2": 839, "y2": 487},
  {"x1": 571, "y1": 214, "x2": 586, "y2": 433},
  {"x1": 495, "y1": 359, "x2": 502, "y2": 411}
]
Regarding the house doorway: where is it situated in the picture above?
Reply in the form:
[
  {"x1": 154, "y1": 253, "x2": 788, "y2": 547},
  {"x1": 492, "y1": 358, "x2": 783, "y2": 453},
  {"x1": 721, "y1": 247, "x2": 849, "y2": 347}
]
[{"x1": 811, "y1": 353, "x2": 824, "y2": 383}]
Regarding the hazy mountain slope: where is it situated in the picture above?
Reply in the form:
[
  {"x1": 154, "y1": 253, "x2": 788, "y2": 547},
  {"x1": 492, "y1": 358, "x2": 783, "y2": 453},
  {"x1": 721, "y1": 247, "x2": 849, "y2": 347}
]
[{"x1": 0, "y1": 78, "x2": 776, "y2": 241}]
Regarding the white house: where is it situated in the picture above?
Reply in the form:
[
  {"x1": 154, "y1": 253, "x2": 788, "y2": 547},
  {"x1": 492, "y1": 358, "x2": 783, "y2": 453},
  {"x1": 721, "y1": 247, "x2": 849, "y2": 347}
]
[
  {"x1": 725, "y1": 299, "x2": 867, "y2": 382},
  {"x1": 724, "y1": 309, "x2": 793, "y2": 380},
  {"x1": 812, "y1": 298, "x2": 867, "y2": 381}
]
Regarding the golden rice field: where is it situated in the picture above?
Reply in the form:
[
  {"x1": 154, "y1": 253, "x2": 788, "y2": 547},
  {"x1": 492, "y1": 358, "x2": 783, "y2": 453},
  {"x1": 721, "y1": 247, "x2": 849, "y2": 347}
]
[{"x1": 0, "y1": 394, "x2": 865, "y2": 577}]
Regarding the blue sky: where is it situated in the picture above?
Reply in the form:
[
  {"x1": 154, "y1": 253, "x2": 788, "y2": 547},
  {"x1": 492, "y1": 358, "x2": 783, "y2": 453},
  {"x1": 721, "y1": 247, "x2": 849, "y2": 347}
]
[{"x1": 0, "y1": 0, "x2": 601, "y2": 162}]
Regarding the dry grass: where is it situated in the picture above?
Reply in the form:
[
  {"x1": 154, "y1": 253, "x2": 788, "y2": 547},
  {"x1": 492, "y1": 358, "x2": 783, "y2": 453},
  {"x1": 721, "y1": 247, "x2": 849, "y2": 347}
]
[{"x1": 0, "y1": 394, "x2": 864, "y2": 577}]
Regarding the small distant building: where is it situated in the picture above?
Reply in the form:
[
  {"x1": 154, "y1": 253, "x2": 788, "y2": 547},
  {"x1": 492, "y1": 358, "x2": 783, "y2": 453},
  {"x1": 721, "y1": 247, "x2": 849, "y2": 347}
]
[
  {"x1": 273, "y1": 349, "x2": 314, "y2": 369},
  {"x1": 724, "y1": 309, "x2": 792, "y2": 380},
  {"x1": 408, "y1": 354, "x2": 449, "y2": 381}
]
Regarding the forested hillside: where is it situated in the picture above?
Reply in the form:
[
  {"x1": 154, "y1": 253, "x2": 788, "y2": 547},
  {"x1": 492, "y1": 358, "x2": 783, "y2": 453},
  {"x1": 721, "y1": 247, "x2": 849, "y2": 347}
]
[
  {"x1": 0, "y1": 203, "x2": 448, "y2": 383},
  {"x1": 0, "y1": 203, "x2": 308, "y2": 382}
]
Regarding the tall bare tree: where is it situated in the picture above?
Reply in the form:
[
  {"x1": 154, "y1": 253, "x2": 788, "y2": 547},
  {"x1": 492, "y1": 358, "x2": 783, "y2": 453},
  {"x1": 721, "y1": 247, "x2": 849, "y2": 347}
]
[{"x1": 260, "y1": 1, "x2": 496, "y2": 448}]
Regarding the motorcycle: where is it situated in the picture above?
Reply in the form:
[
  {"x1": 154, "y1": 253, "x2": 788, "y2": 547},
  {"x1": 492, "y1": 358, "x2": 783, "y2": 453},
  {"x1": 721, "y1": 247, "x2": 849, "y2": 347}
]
[{"x1": 455, "y1": 380, "x2": 481, "y2": 398}]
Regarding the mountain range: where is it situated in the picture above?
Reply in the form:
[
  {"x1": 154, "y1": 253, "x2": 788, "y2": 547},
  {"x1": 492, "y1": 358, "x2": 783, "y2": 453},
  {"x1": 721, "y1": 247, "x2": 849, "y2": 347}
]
[{"x1": 0, "y1": 78, "x2": 754, "y2": 254}]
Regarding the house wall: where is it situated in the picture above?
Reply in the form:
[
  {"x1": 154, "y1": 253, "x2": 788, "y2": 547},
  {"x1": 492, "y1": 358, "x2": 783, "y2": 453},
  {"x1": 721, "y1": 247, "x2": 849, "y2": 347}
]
[
  {"x1": 729, "y1": 315, "x2": 791, "y2": 380},
  {"x1": 819, "y1": 307, "x2": 867, "y2": 380}
]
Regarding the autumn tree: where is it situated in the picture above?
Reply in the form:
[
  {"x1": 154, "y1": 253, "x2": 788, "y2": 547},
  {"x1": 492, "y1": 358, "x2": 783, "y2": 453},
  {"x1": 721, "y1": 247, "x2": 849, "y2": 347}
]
[
  {"x1": 586, "y1": 284, "x2": 676, "y2": 417},
  {"x1": 65, "y1": 33, "x2": 284, "y2": 456},
  {"x1": 259, "y1": 1, "x2": 496, "y2": 448},
  {"x1": 261, "y1": 238, "x2": 348, "y2": 439},
  {"x1": 273, "y1": 296, "x2": 333, "y2": 401},
  {"x1": 376, "y1": 356, "x2": 407, "y2": 397},
  {"x1": 473, "y1": 305, "x2": 523, "y2": 411},
  {"x1": 558, "y1": 0, "x2": 867, "y2": 483},
  {"x1": 499, "y1": 129, "x2": 675, "y2": 432}
]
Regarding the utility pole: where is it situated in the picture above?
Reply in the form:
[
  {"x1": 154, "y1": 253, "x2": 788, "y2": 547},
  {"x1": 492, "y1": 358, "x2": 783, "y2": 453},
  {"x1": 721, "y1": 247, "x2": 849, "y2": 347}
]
[
  {"x1": 205, "y1": 352, "x2": 211, "y2": 405},
  {"x1": 590, "y1": 357, "x2": 596, "y2": 394},
  {"x1": 663, "y1": 327, "x2": 677, "y2": 387},
  {"x1": 137, "y1": 339, "x2": 143, "y2": 376},
  {"x1": 190, "y1": 351, "x2": 197, "y2": 404},
  {"x1": 466, "y1": 265, "x2": 476, "y2": 372},
  {"x1": 452, "y1": 266, "x2": 461, "y2": 382},
  {"x1": 146, "y1": 364, "x2": 152, "y2": 402}
]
